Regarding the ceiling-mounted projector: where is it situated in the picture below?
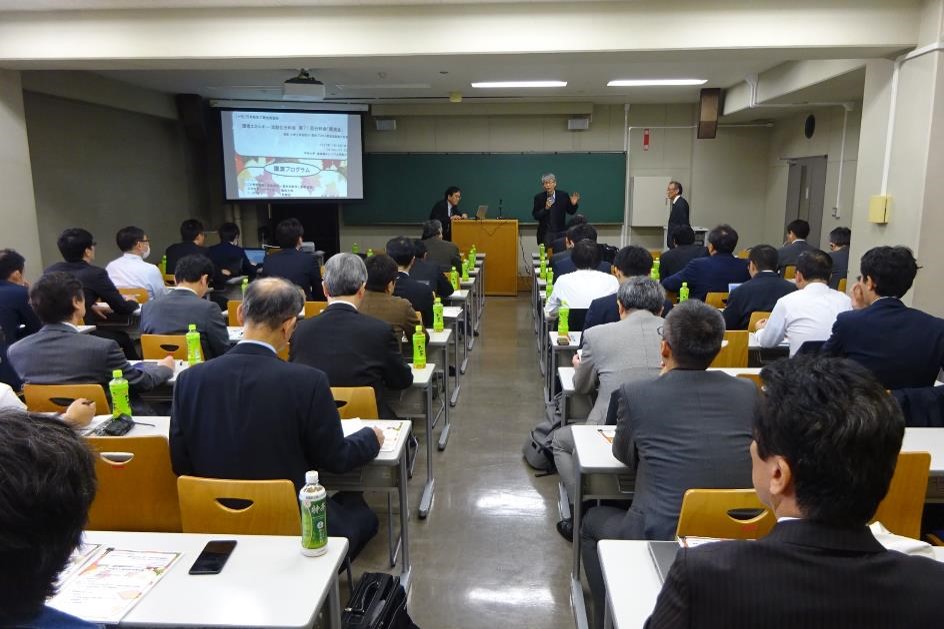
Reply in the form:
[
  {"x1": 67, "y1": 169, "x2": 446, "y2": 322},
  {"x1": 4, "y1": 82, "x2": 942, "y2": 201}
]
[{"x1": 283, "y1": 69, "x2": 326, "y2": 101}]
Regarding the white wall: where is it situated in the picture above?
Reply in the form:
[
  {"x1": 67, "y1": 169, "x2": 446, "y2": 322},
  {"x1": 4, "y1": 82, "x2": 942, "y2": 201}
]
[{"x1": 23, "y1": 91, "x2": 206, "y2": 267}]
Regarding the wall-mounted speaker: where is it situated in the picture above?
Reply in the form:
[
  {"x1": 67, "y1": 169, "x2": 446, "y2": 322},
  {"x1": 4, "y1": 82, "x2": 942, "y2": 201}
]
[
  {"x1": 375, "y1": 118, "x2": 397, "y2": 131},
  {"x1": 567, "y1": 117, "x2": 590, "y2": 131},
  {"x1": 175, "y1": 93, "x2": 208, "y2": 141},
  {"x1": 697, "y1": 88, "x2": 722, "y2": 139}
]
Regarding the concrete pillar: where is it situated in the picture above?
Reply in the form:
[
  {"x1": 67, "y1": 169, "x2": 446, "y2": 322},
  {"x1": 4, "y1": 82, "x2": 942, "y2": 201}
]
[{"x1": 0, "y1": 70, "x2": 43, "y2": 280}]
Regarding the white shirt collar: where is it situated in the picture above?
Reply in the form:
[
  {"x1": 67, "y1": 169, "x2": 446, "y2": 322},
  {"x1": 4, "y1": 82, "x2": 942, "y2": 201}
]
[
  {"x1": 173, "y1": 286, "x2": 198, "y2": 296},
  {"x1": 121, "y1": 252, "x2": 144, "y2": 261},
  {"x1": 328, "y1": 300, "x2": 358, "y2": 311},
  {"x1": 671, "y1": 194, "x2": 680, "y2": 204},
  {"x1": 237, "y1": 339, "x2": 277, "y2": 354},
  {"x1": 62, "y1": 321, "x2": 81, "y2": 332}
]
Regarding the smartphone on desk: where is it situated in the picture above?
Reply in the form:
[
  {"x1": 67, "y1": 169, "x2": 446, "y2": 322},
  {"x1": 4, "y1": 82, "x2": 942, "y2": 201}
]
[{"x1": 189, "y1": 540, "x2": 237, "y2": 575}]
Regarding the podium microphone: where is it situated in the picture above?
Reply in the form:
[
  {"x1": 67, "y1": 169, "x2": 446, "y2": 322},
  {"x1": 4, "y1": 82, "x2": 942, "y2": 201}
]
[{"x1": 498, "y1": 198, "x2": 504, "y2": 219}]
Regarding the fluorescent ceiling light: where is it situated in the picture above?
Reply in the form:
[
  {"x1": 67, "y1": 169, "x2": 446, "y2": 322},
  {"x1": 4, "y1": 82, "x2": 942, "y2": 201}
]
[
  {"x1": 471, "y1": 80, "x2": 567, "y2": 88},
  {"x1": 607, "y1": 79, "x2": 708, "y2": 87}
]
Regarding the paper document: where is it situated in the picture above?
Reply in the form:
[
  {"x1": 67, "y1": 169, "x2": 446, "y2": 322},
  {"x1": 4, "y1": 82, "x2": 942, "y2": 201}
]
[
  {"x1": 341, "y1": 418, "x2": 403, "y2": 453},
  {"x1": 48, "y1": 547, "x2": 180, "y2": 623}
]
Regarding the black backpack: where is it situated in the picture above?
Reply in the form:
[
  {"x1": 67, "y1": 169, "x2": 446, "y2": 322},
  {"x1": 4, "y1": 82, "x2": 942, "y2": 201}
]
[{"x1": 343, "y1": 573, "x2": 419, "y2": 629}]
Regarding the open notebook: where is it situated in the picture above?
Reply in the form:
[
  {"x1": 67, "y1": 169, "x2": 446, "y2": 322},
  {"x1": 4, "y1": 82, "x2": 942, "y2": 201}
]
[{"x1": 340, "y1": 418, "x2": 403, "y2": 453}]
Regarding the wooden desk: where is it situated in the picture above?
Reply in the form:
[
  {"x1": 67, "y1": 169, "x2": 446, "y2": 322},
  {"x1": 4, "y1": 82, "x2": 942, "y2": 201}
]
[
  {"x1": 71, "y1": 531, "x2": 347, "y2": 629},
  {"x1": 452, "y1": 219, "x2": 518, "y2": 295}
]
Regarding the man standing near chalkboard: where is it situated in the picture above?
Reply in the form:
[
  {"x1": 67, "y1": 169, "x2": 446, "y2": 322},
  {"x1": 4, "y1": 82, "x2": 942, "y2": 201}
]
[
  {"x1": 666, "y1": 180, "x2": 691, "y2": 248},
  {"x1": 532, "y1": 173, "x2": 580, "y2": 247},
  {"x1": 429, "y1": 186, "x2": 467, "y2": 241}
]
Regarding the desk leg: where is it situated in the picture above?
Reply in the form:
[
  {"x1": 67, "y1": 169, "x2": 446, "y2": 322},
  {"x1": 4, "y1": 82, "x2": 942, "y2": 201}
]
[
  {"x1": 560, "y1": 390, "x2": 568, "y2": 428},
  {"x1": 465, "y1": 306, "x2": 474, "y2": 352},
  {"x1": 460, "y1": 308, "x2": 470, "y2": 374},
  {"x1": 399, "y1": 446, "x2": 413, "y2": 591},
  {"x1": 571, "y1": 461, "x2": 589, "y2": 629},
  {"x1": 603, "y1": 596, "x2": 614, "y2": 629},
  {"x1": 438, "y1": 346, "x2": 452, "y2": 449},
  {"x1": 328, "y1": 573, "x2": 342, "y2": 629},
  {"x1": 419, "y1": 382, "x2": 435, "y2": 519}
]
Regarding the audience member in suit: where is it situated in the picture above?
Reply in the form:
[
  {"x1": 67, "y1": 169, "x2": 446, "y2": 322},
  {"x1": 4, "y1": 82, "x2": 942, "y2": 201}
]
[
  {"x1": 45, "y1": 227, "x2": 141, "y2": 359},
  {"x1": 647, "y1": 356, "x2": 944, "y2": 629},
  {"x1": 7, "y1": 272, "x2": 173, "y2": 413},
  {"x1": 261, "y1": 217, "x2": 324, "y2": 300},
  {"x1": 140, "y1": 254, "x2": 230, "y2": 359},
  {"x1": 722, "y1": 244, "x2": 797, "y2": 330},
  {"x1": 828, "y1": 226, "x2": 851, "y2": 289},
  {"x1": 581, "y1": 300, "x2": 756, "y2": 629},
  {"x1": 0, "y1": 408, "x2": 102, "y2": 628},
  {"x1": 777, "y1": 218, "x2": 812, "y2": 272},
  {"x1": 163, "y1": 218, "x2": 208, "y2": 276},
  {"x1": 754, "y1": 249, "x2": 851, "y2": 356},
  {"x1": 532, "y1": 172, "x2": 580, "y2": 246},
  {"x1": 665, "y1": 180, "x2": 691, "y2": 248},
  {"x1": 420, "y1": 219, "x2": 462, "y2": 272},
  {"x1": 410, "y1": 239, "x2": 454, "y2": 299},
  {"x1": 105, "y1": 225, "x2": 167, "y2": 301},
  {"x1": 171, "y1": 277, "x2": 384, "y2": 560},
  {"x1": 823, "y1": 246, "x2": 944, "y2": 389},
  {"x1": 658, "y1": 225, "x2": 709, "y2": 280},
  {"x1": 386, "y1": 236, "x2": 435, "y2": 327},
  {"x1": 553, "y1": 278, "x2": 665, "y2": 541},
  {"x1": 290, "y1": 253, "x2": 413, "y2": 419},
  {"x1": 207, "y1": 221, "x2": 257, "y2": 286},
  {"x1": 360, "y1": 254, "x2": 426, "y2": 348},
  {"x1": 550, "y1": 223, "x2": 612, "y2": 277},
  {"x1": 661, "y1": 224, "x2": 750, "y2": 302},
  {"x1": 550, "y1": 213, "x2": 587, "y2": 255},
  {"x1": 428, "y1": 186, "x2": 467, "y2": 241},
  {"x1": 582, "y1": 246, "x2": 672, "y2": 337},
  {"x1": 0, "y1": 249, "x2": 41, "y2": 389},
  {"x1": 545, "y1": 239, "x2": 619, "y2": 320}
]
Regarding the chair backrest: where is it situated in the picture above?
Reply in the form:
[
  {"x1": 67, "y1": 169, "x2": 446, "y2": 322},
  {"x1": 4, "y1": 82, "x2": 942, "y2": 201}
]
[
  {"x1": 23, "y1": 383, "x2": 110, "y2": 415},
  {"x1": 568, "y1": 308, "x2": 589, "y2": 332},
  {"x1": 838, "y1": 277, "x2": 847, "y2": 293},
  {"x1": 163, "y1": 273, "x2": 176, "y2": 287},
  {"x1": 748, "y1": 311, "x2": 771, "y2": 333},
  {"x1": 331, "y1": 386, "x2": 379, "y2": 419},
  {"x1": 783, "y1": 265, "x2": 797, "y2": 280},
  {"x1": 177, "y1": 476, "x2": 300, "y2": 535},
  {"x1": 736, "y1": 372, "x2": 763, "y2": 389},
  {"x1": 665, "y1": 290, "x2": 679, "y2": 304},
  {"x1": 649, "y1": 249, "x2": 662, "y2": 260},
  {"x1": 305, "y1": 301, "x2": 329, "y2": 318},
  {"x1": 705, "y1": 292, "x2": 729, "y2": 309},
  {"x1": 85, "y1": 435, "x2": 181, "y2": 532},
  {"x1": 118, "y1": 287, "x2": 149, "y2": 304},
  {"x1": 141, "y1": 334, "x2": 188, "y2": 360},
  {"x1": 227, "y1": 299, "x2": 241, "y2": 326},
  {"x1": 736, "y1": 249, "x2": 750, "y2": 259},
  {"x1": 676, "y1": 489, "x2": 777, "y2": 540},
  {"x1": 710, "y1": 331, "x2": 749, "y2": 368},
  {"x1": 871, "y1": 451, "x2": 931, "y2": 539}
]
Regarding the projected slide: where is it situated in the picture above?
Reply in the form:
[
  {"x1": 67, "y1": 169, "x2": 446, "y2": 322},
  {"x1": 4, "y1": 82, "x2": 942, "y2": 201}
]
[{"x1": 221, "y1": 110, "x2": 364, "y2": 200}]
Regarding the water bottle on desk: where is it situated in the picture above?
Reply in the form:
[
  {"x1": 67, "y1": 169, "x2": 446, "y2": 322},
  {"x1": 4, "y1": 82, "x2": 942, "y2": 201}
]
[
  {"x1": 461, "y1": 257, "x2": 470, "y2": 282},
  {"x1": 545, "y1": 269, "x2": 553, "y2": 300},
  {"x1": 160, "y1": 255, "x2": 167, "y2": 275},
  {"x1": 412, "y1": 325, "x2": 427, "y2": 369},
  {"x1": 558, "y1": 300, "x2": 570, "y2": 338},
  {"x1": 539, "y1": 257, "x2": 547, "y2": 281},
  {"x1": 367, "y1": 248, "x2": 374, "y2": 257},
  {"x1": 186, "y1": 323, "x2": 203, "y2": 366},
  {"x1": 241, "y1": 277, "x2": 249, "y2": 296},
  {"x1": 651, "y1": 259, "x2": 660, "y2": 280},
  {"x1": 299, "y1": 471, "x2": 328, "y2": 557},
  {"x1": 109, "y1": 369, "x2": 132, "y2": 417},
  {"x1": 679, "y1": 282, "x2": 690, "y2": 302},
  {"x1": 450, "y1": 266, "x2": 459, "y2": 291},
  {"x1": 539, "y1": 243, "x2": 546, "y2": 260},
  {"x1": 433, "y1": 297, "x2": 444, "y2": 332},
  {"x1": 352, "y1": 242, "x2": 359, "y2": 254}
]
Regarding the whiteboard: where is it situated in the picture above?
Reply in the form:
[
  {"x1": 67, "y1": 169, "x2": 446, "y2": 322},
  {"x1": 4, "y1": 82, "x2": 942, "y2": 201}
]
[{"x1": 629, "y1": 176, "x2": 671, "y2": 227}]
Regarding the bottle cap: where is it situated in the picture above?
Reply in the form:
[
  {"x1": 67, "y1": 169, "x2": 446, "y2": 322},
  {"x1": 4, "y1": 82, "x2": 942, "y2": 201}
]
[
  {"x1": 416, "y1": 325, "x2": 423, "y2": 333},
  {"x1": 188, "y1": 323, "x2": 197, "y2": 331},
  {"x1": 112, "y1": 369, "x2": 123, "y2": 379},
  {"x1": 305, "y1": 470, "x2": 319, "y2": 484},
  {"x1": 434, "y1": 296, "x2": 441, "y2": 303}
]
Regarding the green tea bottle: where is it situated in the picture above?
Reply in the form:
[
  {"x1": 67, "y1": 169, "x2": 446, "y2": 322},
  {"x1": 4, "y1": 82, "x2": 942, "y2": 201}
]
[
  {"x1": 109, "y1": 369, "x2": 132, "y2": 417},
  {"x1": 450, "y1": 266, "x2": 459, "y2": 291},
  {"x1": 412, "y1": 325, "x2": 427, "y2": 368},
  {"x1": 433, "y1": 297, "x2": 444, "y2": 332},
  {"x1": 299, "y1": 470, "x2": 328, "y2": 557},
  {"x1": 558, "y1": 300, "x2": 570, "y2": 336},
  {"x1": 679, "y1": 281, "x2": 690, "y2": 302},
  {"x1": 186, "y1": 323, "x2": 203, "y2": 365}
]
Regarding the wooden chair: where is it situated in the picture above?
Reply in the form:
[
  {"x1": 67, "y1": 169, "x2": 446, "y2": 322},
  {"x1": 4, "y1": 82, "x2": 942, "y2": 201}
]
[
  {"x1": 23, "y1": 383, "x2": 110, "y2": 415},
  {"x1": 871, "y1": 451, "x2": 931, "y2": 539},
  {"x1": 782, "y1": 265, "x2": 797, "y2": 280},
  {"x1": 736, "y1": 373, "x2": 763, "y2": 390},
  {"x1": 177, "y1": 476, "x2": 299, "y2": 535},
  {"x1": 676, "y1": 488, "x2": 777, "y2": 540},
  {"x1": 710, "y1": 331, "x2": 749, "y2": 368},
  {"x1": 331, "y1": 386, "x2": 379, "y2": 419},
  {"x1": 227, "y1": 299, "x2": 241, "y2": 326},
  {"x1": 736, "y1": 249, "x2": 750, "y2": 259},
  {"x1": 705, "y1": 292, "x2": 729, "y2": 309},
  {"x1": 838, "y1": 277, "x2": 847, "y2": 293},
  {"x1": 85, "y1": 436, "x2": 181, "y2": 532},
  {"x1": 118, "y1": 287, "x2": 149, "y2": 304},
  {"x1": 665, "y1": 291, "x2": 679, "y2": 305},
  {"x1": 649, "y1": 249, "x2": 662, "y2": 260},
  {"x1": 141, "y1": 334, "x2": 188, "y2": 360},
  {"x1": 163, "y1": 273, "x2": 176, "y2": 287},
  {"x1": 305, "y1": 301, "x2": 329, "y2": 318},
  {"x1": 748, "y1": 311, "x2": 771, "y2": 333}
]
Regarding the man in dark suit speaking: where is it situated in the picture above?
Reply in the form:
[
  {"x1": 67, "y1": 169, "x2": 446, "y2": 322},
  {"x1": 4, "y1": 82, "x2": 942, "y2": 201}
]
[
  {"x1": 532, "y1": 173, "x2": 580, "y2": 246},
  {"x1": 665, "y1": 180, "x2": 690, "y2": 248},
  {"x1": 429, "y1": 186, "x2": 467, "y2": 242},
  {"x1": 646, "y1": 355, "x2": 944, "y2": 629},
  {"x1": 170, "y1": 277, "x2": 384, "y2": 559}
]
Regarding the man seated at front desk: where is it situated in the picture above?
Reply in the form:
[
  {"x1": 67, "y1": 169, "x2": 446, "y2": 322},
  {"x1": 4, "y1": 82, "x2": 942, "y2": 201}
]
[
  {"x1": 645, "y1": 356, "x2": 944, "y2": 628},
  {"x1": 580, "y1": 300, "x2": 756, "y2": 629},
  {"x1": 170, "y1": 277, "x2": 384, "y2": 560}
]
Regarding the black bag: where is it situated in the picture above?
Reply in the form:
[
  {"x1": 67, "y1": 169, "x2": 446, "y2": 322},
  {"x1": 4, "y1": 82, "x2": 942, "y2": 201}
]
[
  {"x1": 522, "y1": 417, "x2": 558, "y2": 473},
  {"x1": 343, "y1": 573, "x2": 419, "y2": 629}
]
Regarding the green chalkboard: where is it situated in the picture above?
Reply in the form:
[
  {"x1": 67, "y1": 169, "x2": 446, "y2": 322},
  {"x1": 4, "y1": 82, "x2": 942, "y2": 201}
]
[{"x1": 343, "y1": 152, "x2": 626, "y2": 225}]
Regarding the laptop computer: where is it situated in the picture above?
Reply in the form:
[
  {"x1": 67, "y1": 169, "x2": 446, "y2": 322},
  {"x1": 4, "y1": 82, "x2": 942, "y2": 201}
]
[
  {"x1": 476, "y1": 205, "x2": 488, "y2": 220},
  {"x1": 727, "y1": 282, "x2": 743, "y2": 293},
  {"x1": 648, "y1": 541, "x2": 680, "y2": 583},
  {"x1": 244, "y1": 248, "x2": 266, "y2": 266}
]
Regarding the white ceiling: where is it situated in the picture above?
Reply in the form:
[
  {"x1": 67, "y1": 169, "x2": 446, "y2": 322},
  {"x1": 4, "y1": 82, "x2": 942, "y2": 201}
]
[{"x1": 0, "y1": 0, "x2": 626, "y2": 9}]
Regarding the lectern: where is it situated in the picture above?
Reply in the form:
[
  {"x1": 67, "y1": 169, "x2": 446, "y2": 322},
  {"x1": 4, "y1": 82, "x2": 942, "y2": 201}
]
[{"x1": 452, "y1": 219, "x2": 519, "y2": 296}]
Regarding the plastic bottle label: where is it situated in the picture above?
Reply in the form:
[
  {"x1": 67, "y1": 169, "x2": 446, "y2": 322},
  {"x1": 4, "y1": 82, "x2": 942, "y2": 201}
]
[
  {"x1": 413, "y1": 333, "x2": 427, "y2": 368},
  {"x1": 433, "y1": 304, "x2": 444, "y2": 332},
  {"x1": 300, "y1": 497, "x2": 328, "y2": 552},
  {"x1": 109, "y1": 378, "x2": 131, "y2": 418},
  {"x1": 559, "y1": 308, "x2": 570, "y2": 335},
  {"x1": 186, "y1": 330, "x2": 203, "y2": 366}
]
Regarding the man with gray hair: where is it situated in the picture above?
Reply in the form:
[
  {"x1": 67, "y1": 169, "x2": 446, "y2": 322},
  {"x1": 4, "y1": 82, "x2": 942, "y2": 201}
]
[
  {"x1": 291, "y1": 253, "x2": 413, "y2": 418},
  {"x1": 171, "y1": 277, "x2": 385, "y2": 560},
  {"x1": 420, "y1": 219, "x2": 461, "y2": 272},
  {"x1": 552, "y1": 277, "x2": 665, "y2": 541},
  {"x1": 579, "y1": 299, "x2": 756, "y2": 629},
  {"x1": 532, "y1": 172, "x2": 581, "y2": 246}
]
